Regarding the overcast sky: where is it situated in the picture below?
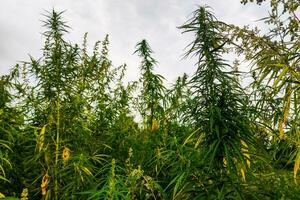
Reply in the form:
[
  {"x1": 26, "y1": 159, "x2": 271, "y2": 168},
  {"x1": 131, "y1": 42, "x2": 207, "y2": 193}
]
[{"x1": 0, "y1": 0, "x2": 268, "y2": 84}]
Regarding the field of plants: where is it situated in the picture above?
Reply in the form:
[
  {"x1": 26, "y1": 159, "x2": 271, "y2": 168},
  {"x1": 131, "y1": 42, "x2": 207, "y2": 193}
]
[{"x1": 1, "y1": 0, "x2": 300, "y2": 199}]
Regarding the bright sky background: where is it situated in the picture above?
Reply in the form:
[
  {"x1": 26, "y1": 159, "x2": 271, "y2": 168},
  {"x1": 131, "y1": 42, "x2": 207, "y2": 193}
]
[{"x1": 0, "y1": 0, "x2": 268, "y2": 84}]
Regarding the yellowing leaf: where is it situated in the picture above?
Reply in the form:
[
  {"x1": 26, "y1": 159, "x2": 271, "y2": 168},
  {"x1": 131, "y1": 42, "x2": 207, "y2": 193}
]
[
  {"x1": 0, "y1": 192, "x2": 5, "y2": 198},
  {"x1": 62, "y1": 147, "x2": 71, "y2": 161},
  {"x1": 294, "y1": 149, "x2": 300, "y2": 183},
  {"x1": 283, "y1": 94, "x2": 291, "y2": 124},
  {"x1": 41, "y1": 171, "x2": 49, "y2": 196},
  {"x1": 21, "y1": 188, "x2": 29, "y2": 200},
  {"x1": 241, "y1": 140, "x2": 251, "y2": 168},
  {"x1": 223, "y1": 157, "x2": 227, "y2": 167},
  {"x1": 273, "y1": 66, "x2": 289, "y2": 88},
  {"x1": 38, "y1": 125, "x2": 46, "y2": 152},
  {"x1": 194, "y1": 133, "x2": 205, "y2": 149},
  {"x1": 151, "y1": 119, "x2": 158, "y2": 132},
  {"x1": 82, "y1": 166, "x2": 93, "y2": 176},
  {"x1": 278, "y1": 119, "x2": 284, "y2": 140},
  {"x1": 239, "y1": 140, "x2": 250, "y2": 182},
  {"x1": 241, "y1": 167, "x2": 246, "y2": 182}
]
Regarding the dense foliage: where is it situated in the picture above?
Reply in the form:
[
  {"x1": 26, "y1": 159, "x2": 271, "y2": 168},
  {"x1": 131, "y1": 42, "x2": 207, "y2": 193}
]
[{"x1": 1, "y1": 1, "x2": 300, "y2": 199}]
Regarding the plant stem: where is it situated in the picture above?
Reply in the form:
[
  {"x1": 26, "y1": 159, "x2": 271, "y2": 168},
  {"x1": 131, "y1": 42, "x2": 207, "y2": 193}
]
[{"x1": 54, "y1": 99, "x2": 60, "y2": 200}]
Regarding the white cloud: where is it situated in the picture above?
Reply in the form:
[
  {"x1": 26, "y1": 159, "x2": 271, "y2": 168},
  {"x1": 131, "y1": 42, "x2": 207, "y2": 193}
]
[{"x1": 0, "y1": 0, "x2": 268, "y2": 83}]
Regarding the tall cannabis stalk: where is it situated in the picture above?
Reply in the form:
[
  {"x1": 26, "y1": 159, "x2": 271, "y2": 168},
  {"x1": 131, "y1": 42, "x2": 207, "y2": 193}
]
[
  {"x1": 42, "y1": 10, "x2": 69, "y2": 200},
  {"x1": 180, "y1": 6, "x2": 253, "y2": 178},
  {"x1": 134, "y1": 40, "x2": 165, "y2": 131},
  {"x1": 18, "y1": 10, "x2": 98, "y2": 199}
]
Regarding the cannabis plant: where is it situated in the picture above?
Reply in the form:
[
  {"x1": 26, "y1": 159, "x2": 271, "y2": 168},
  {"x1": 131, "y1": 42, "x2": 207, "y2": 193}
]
[
  {"x1": 229, "y1": 0, "x2": 300, "y2": 182},
  {"x1": 179, "y1": 6, "x2": 254, "y2": 193},
  {"x1": 134, "y1": 40, "x2": 166, "y2": 132}
]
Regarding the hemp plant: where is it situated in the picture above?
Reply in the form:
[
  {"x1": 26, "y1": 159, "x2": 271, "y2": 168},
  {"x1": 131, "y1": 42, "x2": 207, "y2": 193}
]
[
  {"x1": 6, "y1": 10, "x2": 111, "y2": 199},
  {"x1": 179, "y1": 6, "x2": 254, "y2": 184},
  {"x1": 134, "y1": 40, "x2": 166, "y2": 133},
  {"x1": 229, "y1": 0, "x2": 300, "y2": 181}
]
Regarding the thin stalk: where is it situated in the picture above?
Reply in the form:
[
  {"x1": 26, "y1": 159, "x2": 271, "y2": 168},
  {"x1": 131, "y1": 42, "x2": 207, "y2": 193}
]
[{"x1": 54, "y1": 99, "x2": 60, "y2": 200}]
